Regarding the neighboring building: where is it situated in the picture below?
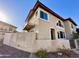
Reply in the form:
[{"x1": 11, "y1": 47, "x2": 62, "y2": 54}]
[
  {"x1": 0, "y1": 21, "x2": 17, "y2": 33},
  {"x1": 0, "y1": 21, "x2": 17, "y2": 41},
  {"x1": 23, "y1": 1, "x2": 77, "y2": 40}
]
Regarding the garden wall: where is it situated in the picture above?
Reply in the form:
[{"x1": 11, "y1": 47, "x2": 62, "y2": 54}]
[{"x1": 3, "y1": 32, "x2": 71, "y2": 53}]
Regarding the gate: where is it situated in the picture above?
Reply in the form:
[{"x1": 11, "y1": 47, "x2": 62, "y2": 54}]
[{"x1": 69, "y1": 40, "x2": 76, "y2": 49}]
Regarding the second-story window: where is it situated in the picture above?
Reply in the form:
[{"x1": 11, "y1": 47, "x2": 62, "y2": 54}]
[
  {"x1": 40, "y1": 11, "x2": 48, "y2": 20},
  {"x1": 57, "y1": 21, "x2": 63, "y2": 27}
]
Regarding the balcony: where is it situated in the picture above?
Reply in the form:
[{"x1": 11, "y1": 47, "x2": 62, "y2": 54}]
[{"x1": 23, "y1": 23, "x2": 35, "y2": 31}]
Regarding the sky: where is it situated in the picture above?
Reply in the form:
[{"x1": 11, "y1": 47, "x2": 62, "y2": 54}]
[{"x1": 0, "y1": 0, "x2": 79, "y2": 32}]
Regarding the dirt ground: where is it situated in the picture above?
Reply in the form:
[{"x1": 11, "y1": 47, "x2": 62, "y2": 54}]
[
  {"x1": 0, "y1": 44, "x2": 79, "y2": 58},
  {"x1": 0, "y1": 44, "x2": 30, "y2": 58}
]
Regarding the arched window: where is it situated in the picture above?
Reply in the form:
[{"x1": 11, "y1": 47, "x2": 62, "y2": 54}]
[
  {"x1": 57, "y1": 21, "x2": 63, "y2": 27},
  {"x1": 59, "y1": 21, "x2": 62, "y2": 26}
]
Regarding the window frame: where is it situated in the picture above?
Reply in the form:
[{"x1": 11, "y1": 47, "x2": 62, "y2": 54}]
[
  {"x1": 40, "y1": 10, "x2": 48, "y2": 21},
  {"x1": 57, "y1": 21, "x2": 64, "y2": 27},
  {"x1": 57, "y1": 31, "x2": 65, "y2": 39}
]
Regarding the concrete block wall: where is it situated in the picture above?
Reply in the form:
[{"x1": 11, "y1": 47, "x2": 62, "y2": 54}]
[
  {"x1": 3, "y1": 32, "x2": 36, "y2": 52},
  {"x1": 3, "y1": 32, "x2": 71, "y2": 53}
]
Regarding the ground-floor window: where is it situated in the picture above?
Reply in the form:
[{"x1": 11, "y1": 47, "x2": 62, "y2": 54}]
[{"x1": 57, "y1": 31, "x2": 65, "y2": 39}]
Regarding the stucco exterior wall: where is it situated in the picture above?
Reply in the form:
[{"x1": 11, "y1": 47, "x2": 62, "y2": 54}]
[
  {"x1": 64, "y1": 20, "x2": 76, "y2": 39},
  {"x1": 3, "y1": 32, "x2": 70, "y2": 53},
  {"x1": 64, "y1": 21, "x2": 71, "y2": 39},
  {"x1": 3, "y1": 32, "x2": 36, "y2": 52},
  {"x1": 35, "y1": 40, "x2": 70, "y2": 52}
]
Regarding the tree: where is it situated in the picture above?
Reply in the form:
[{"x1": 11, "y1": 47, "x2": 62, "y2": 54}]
[{"x1": 73, "y1": 32, "x2": 79, "y2": 39}]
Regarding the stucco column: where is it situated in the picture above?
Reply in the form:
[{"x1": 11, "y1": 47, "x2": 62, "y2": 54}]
[
  {"x1": 75, "y1": 40, "x2": 78, "y2": 49},
  {"x1": 55, "y1": 30, "x2": 58, "y2": 40}
]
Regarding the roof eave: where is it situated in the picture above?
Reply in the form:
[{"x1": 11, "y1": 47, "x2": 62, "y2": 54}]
[
  {"x1": 25, "y1": 1, "x2": 65, "y2": 22},
  {"x1": 65, "y1": 18, "x2": 77, "y2": 26}
]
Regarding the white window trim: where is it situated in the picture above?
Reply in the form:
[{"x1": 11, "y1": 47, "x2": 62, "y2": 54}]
[
  {"x1": 39, "y1": 10, "x2": 49, "y2": 22},
  {"x1": 56, "y1": 20, "x2": 64, "y2": 28},
  {"x1": 57, "y1": 31, "x2": 66, "y2": 39}
]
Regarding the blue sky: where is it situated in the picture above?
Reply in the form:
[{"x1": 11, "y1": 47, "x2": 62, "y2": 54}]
[{"x1": 0, "y1": 0, "x2": 79, "y2": 31}]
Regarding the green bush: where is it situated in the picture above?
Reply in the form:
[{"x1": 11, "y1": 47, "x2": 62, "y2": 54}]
[
  {"x1": 35, "y1": 49, "x2": 48, "y2": 58},
  {"x1": 73, "y1": 32, "x2": 79, "y2": 39},
  {"x1": 77, "y1": 40, "x2": 79, "y2": 43}
]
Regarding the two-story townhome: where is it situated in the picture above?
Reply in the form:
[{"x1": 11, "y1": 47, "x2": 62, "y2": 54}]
[
  {"x1": 23, "y1": 1, "x2": 77, "y2": 49},
  {"x1": 23, "y1": 1, "x2": 77, "y2": 39}
]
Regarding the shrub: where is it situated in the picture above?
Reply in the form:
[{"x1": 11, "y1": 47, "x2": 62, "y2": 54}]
[
  {"x1": 58, "y1": 48, "x2": 72, "y2": 57},
  {"x1": 57, "y1": 46, "x2": 72, "y2": 57},
  {"x1": 73, "y1": 32, "x2": 79, "y2": 39},
  {"x1": 35, "y1": 49, "x2": 48, "y2": 58}
]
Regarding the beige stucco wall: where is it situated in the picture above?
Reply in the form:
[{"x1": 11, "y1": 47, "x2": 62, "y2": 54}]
[
  {"x1": 3, "y1": 32, "x2": 36, "y2": 52},
  {"x1": 35, "y1": 39, "x2": 70, "y2": 52},
  {"x1": 64, "y1": 20, "x2": 76, "y2": 39},
  {"x1": 3, "y1": 32, "x2": 70, "y2": 53}
]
